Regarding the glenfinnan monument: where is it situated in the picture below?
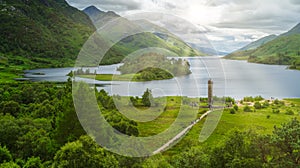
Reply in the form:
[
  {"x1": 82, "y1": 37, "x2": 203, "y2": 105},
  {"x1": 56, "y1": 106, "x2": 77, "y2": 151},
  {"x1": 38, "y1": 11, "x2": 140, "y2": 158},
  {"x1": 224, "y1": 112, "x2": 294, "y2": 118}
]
[{"x1": 208, "y1": 79, "x2": 213, "y2": 108}]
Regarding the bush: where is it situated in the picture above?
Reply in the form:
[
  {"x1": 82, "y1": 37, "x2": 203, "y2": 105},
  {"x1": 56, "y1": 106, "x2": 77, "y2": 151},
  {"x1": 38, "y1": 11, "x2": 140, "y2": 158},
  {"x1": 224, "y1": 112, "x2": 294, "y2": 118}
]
[
  {"x1": 233, "y1": 105, "x2": 239, "y2": 111},
  {"x1": 243, "y1": 105, "x2": 252, "y2": 112},
  {"x1": 243, "y1": 97, "x2": 254, "y2": 102},
  {"x1": 254, "y1": 96, "x2": 264, "y2": 101},
  {"x1": 254, "y1": 102, "x2": 262, "y2": 109},
  {"x1": 267, "y1": 115, "x2": 271, "y2": 119},
  {"x1": 262, "y1": 101, "x2": 269, "y2": 108},
  {"x1": 230, "y1": 109, "x2": 236, "y2": 114},
  {"x1": 273, "y1": 109, "x2": 280, "y2": 114},
  {"x1": 285, "y1": 110, "x2": 294, "y2": 115}
]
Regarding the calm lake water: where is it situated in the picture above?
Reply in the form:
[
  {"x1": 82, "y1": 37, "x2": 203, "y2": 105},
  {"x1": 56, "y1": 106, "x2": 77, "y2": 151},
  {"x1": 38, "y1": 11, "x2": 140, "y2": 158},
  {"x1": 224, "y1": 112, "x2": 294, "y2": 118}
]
[{"x1": 24, "y1": 57, "x2": 300, "y2": 99}]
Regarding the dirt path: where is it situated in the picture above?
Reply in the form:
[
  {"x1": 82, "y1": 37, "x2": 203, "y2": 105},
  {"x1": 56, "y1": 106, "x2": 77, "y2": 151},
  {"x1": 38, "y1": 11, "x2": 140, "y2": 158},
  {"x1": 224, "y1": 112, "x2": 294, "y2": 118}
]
[{"x1": 153, "y1": 110, "x2": 212, "y2": 155}]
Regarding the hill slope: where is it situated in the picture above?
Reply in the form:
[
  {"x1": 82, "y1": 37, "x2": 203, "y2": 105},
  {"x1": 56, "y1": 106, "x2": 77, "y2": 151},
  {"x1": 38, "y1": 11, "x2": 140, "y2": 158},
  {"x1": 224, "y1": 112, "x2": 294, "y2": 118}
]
[
  {"x1": 0, "y1": 0, "x2": 95, "y2": 68},
  {"x1": 239, "y1": 35, "x2": 277, "y2": 51},
  {"x1": 225, "y1": 23, "x2": 300, "y2": 69},
  {"x1": 83, "y1": 6, "x2": 204, "y2": 64}
]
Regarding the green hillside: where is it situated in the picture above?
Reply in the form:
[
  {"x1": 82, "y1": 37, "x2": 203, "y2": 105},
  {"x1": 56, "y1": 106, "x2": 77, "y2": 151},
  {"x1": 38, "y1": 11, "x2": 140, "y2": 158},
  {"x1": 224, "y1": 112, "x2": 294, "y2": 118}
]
[
  {"x1": 239, "y1": 34, "x2": 277, "y2": 51},
  {"x1": 83, "y1": 6, "x2": 203, "y2": 65},
  {"x1": 225, "y1": 23, "x2": 300, "y2": 69},
  {"x1": 0, "y1": 0, "x2": 95, "y2": 67}
]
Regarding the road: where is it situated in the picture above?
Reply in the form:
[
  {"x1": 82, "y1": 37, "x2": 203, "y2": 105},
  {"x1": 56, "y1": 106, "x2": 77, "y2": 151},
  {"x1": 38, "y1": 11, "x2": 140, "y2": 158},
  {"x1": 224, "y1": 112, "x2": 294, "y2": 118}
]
[{"x1": 152, "y1": 110, "x2": 212, "y2": 155}]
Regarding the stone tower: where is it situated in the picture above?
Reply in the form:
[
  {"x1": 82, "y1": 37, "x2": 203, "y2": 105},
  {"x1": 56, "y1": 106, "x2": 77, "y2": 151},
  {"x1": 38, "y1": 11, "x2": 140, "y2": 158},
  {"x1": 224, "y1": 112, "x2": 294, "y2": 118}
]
[{"x1": 208, "y1": 79, "x2": 213, "y2": 108}]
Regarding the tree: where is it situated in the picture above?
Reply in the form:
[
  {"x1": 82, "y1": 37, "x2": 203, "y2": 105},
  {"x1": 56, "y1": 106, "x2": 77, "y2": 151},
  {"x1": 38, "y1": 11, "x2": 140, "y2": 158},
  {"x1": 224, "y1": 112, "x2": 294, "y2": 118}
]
[
  {"x1": 0, "y1": 101, "x2": 20, "y2": 117},
  {"x1": 172, "y1": 147, "x2": 210, "y2": 168},
  {"x1": 142, "y1": 89, "x2": 153, "y2": 107},
  {"x1": 142, "y1": 154, "x2": 172, "y2": 168},
  {"x1": 16, "y1": 128, "x2": 56, "y2": 161},
  {"x1": 210, "y1": 131, "x2": 262, "y2": 168},
  {"x1": 271, "y1": 118, "x2": 300, "y2": 166},
  {"x1": 54, "y1": 81, "x2": 86, "y2": 145},
  {"x1": 0, "y1": 115, "x2": 21, "y2": 151},
  {"x1": 52, "y1": 136, "x2": 118, "y2": 168}
]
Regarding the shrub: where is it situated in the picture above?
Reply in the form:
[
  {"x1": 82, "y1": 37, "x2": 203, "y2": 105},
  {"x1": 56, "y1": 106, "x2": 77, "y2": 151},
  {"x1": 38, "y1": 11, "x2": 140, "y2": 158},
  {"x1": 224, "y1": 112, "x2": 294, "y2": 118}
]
[
  {"x1": 254, "y1": 102, "x2": 262, "y2": 109},
  {"x1": 254, "y1": 96, "x2": 264, "y2": 101},
  {"x1": 243, "y1": 105, "x2": 252, "y2": 112},
  {"x1": 273, "y1": 109, "x2": 280, "y2": 114},
  {"x1": 267, "y1": 115, "x2": 271, "y2": 119},
  {"x1": 230, "y1": 109, "x2": 236, "y2": 114},
  {"x1": 285, "y1": 110, "x2": 294, "y2": 115},
  {"x1": 262, "y1": 101, "x2": 269, "y2": 108},
  {"x1": 233, "y1": 105, "x2": 239, "y2": 111}
]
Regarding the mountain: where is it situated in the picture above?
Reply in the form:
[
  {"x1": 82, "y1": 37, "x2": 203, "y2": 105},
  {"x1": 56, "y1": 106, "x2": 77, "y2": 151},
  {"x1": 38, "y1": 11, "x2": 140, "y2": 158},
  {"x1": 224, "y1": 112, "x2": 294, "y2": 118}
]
[
  {"x1": 238, "y1": 35, "x2": 277, "y2": 51},
  {"x1": 83, "y1": 6, "x2": 204, "y2": 65},
  {"x1": 225, "y1": 23, "x2": 300, "y2": 69},
  {"x1": 82, "y1": 5, "x2": 105, "y2": 20},
  {"x1": 225, "y1": 35, "x2": 277, "y2": 59},
  {"x1": 0, "y1": 0, "x2": 95, "y2": 68},
  {"x1": 83, "y1": 6, "x2": 120, "y2": 28},
  {"x1": 188, "y1": 44, "x2": 228, "y2": 56},
  {"x1": 280, "y1": 23, "x2": 300, "y2": 37}
]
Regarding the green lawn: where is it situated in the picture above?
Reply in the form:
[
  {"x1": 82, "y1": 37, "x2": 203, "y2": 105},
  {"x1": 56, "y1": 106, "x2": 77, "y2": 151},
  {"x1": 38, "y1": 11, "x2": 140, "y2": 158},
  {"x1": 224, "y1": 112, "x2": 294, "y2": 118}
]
[{"x1": 131, "y1": 98, "x2": 300, "y2": 156}]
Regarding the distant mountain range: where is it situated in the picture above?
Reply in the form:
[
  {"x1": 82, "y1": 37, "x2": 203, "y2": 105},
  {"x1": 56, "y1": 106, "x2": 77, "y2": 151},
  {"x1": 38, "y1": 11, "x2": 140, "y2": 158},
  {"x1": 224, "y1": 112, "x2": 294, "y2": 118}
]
[
  {"x1": 188, "y1": 43, "x2": 228, "y2": 56},
  {"x1": 83, "y1": 5, "x2": 205, "y2": 64},
  {"x1": 225, "y1": 23, "x2": 300, "y2": 69},
  {"x1": 0, "y1": 0, "x2": 95, "y2": 68}
]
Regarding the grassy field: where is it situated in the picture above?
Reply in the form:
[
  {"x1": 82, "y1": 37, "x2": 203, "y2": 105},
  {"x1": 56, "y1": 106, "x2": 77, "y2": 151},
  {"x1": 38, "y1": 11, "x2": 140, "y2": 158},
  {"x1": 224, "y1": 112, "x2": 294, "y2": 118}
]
[{"x1": 128, "y1": 97, "x2": 300, "y2": 156}]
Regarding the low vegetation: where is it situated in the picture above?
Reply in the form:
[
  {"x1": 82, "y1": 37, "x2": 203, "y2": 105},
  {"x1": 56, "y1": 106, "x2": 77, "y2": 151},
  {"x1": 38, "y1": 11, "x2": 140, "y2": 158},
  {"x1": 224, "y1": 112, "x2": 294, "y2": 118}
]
[{"x1": 0, "y1": 81, "x2": 299, "y2": 167}]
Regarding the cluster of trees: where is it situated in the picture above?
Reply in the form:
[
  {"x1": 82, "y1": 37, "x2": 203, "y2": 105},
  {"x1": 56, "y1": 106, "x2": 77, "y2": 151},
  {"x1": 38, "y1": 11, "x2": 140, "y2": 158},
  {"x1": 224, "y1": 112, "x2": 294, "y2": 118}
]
[
  {"x1": 117, "y1": 53, "x2": 191, "y2": 81},
  {"x1": 0, "y1": 80, "x2": 138, "y2": 167},
  {"x1": 243, "y1": 96, "x2": 264, "y2": 102},
  {"x1": 67, "y1": 68, "x2": 96, "y2": 77},
  {"x1": 290, "y1": 58, "x2": 300, "y2": 70},
  {"x1": 130, "y1": 89, "x2": 154, "y2": 107}
]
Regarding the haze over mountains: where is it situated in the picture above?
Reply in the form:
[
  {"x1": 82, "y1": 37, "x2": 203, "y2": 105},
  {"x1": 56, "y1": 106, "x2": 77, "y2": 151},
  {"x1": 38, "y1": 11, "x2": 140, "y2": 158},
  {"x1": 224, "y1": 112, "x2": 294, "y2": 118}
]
[
  {"x1": 225, "y1": 23, "x2": 300, "y2": 68},
  {"x1": 83, "y1": 5, "x2": 204, "y2": 64},
  {"x1": 0, "y1": 1, "x2": 206, "y2": 69}
]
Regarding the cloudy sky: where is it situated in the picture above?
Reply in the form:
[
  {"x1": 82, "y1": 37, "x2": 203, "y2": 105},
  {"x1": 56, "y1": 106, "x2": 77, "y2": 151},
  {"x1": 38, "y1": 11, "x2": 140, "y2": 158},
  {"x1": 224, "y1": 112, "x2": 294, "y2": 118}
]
[{"x1": 66, "y1": 0, "x2": 300, "y2": 53}]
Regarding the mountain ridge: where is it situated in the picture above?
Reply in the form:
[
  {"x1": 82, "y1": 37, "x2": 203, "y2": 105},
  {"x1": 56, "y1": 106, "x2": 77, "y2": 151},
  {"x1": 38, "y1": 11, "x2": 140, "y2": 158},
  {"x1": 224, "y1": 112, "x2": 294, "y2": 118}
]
[
  {"x1": 83, "y1": 5, "x2": 204, "y2": 65},
  {"x1": 224, "y1": 22, "x2": 300, "y2": 69}
]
